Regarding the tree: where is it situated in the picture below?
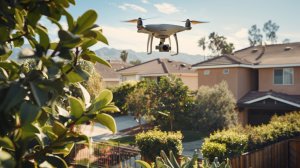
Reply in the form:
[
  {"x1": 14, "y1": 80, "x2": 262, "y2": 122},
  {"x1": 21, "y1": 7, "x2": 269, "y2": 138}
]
[
  {"x1": 248, "y1": 20, "x2": 280, "y2": 46},
  {"x1": 248, "y1": 25, "x2": 263, "y2": 46},
  {"x1": 0, "y1": 1, "x2": 119, "y2": 167},
  {"x1": 120, "y1": 50, "x2": 128, "y2": 62},
  {"x1": 130, "y1": 59, "x2": 141, "y2": 65},
  {"x1": 198, "y1": 32, "x2": 235, "y2": 56},
  {"x1": 263, "y1": 20, "x2": 279, "y2": 44},
  {"x1": 193, "y1": 81, "x2": 238, "y2": 132}
]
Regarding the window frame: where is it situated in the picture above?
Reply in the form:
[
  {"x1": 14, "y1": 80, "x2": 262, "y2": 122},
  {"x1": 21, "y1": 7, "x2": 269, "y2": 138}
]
[
  {"x1": 203, "y1": 70, "x2": 210, "y2": 76},
  {"x1": 223, "y1": 69, "x2": 230, "y2": 75},
  {"x1": 273, "y1": 68, "x2": 294, "y2": 85}
]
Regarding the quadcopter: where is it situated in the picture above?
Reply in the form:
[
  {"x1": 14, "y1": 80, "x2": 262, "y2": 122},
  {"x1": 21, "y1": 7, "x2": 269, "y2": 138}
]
[{"x1": 124, "y1": 18, "x2": 207, "y2": 55}]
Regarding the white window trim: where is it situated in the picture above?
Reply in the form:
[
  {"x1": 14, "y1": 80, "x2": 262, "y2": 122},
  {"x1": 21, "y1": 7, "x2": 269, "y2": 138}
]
[
  {"x1": 203, "y1": 70, "x2": 210, "y2": 76},
  {"x1": 223, "y1": 69, "x2": 230, "y2": 75},
  {"x1": 273, "y1": 68, "x2": 294, "y2": 85}
]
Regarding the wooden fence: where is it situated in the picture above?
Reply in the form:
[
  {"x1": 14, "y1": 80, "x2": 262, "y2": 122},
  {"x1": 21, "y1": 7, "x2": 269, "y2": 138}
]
[{"x1": 230, "y1": 137, "x2": 300, "y2": 168}]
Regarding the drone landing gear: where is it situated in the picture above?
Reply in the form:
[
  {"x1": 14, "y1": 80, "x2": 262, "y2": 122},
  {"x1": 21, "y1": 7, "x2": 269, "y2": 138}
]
[
  {"x1": 172, "y1": 33, "x2": 179, "y2": 56},
  {"x1": 147, "y1": 33, "x2": 154, "y2": 54}
]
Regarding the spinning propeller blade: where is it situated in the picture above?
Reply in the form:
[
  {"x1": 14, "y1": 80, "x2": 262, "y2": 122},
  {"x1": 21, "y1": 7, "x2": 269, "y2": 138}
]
[
  {"x1": 181, "y1": 20, "x2": 209, "y2": 24},
  {"x1": 122, "y1": 17, "x2": 153, "y2": 23}
]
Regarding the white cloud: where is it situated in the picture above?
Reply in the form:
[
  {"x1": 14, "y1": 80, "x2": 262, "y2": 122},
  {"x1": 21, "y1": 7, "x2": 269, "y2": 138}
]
[
  {"x1": 154, "y1": 3, "x2": 179, "y2": 14},
  {"x1": 234, "y1": 28, "x2": 248, "y2": 39},
  {"x1": 118, "y1": 3, "x2": 147, "y2": 13},
  {"x1": 141, "y1": 0, "x2": 149, "y2": 4}
]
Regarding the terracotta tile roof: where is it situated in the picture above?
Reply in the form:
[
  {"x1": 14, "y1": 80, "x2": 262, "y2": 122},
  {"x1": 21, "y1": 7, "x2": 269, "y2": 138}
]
[
  {"x1": 95, "y1": 60, "x2": 131, "y2": 79},
  {"x1": 238, "y1": 91, "x2": 300, "y2": 106},
  {"x1": 117, "y1": 58, "x2": 195, "y2": 75},
  {"x1": 192, "y1": 55, "x2": 252, "y2": 67}
]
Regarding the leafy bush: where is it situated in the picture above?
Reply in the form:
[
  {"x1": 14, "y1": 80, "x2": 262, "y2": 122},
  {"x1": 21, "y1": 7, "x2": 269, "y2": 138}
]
[
  {"x1": 201, "y1": 112, "x2": 300, "y2": 161},
  {"x1": 112, "y1": 81, "x2": 137, "y2": 114},
  {"x1": 201, "y1": 141, "x2": 227, "y2": 162},
  {"x1": 202, "y1": 158, "x2": 231, "y2": 168},
  {"x1": 193, "y1": 81, "x2": 238, "y2": 132},
  {"x1": 136, "y1": 129, "x2": 183, "y2": 162}
]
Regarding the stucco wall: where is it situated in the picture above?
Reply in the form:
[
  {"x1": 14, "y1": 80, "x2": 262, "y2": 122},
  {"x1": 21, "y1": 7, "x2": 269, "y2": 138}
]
[
  {"x1": 175, "y1": 73, "x2": 198, "y2": 91},
  {"x1": 259, "y1": 67, "x2": 300, "y2": 95},
  {"x1": 197, "y1": 67, "x2": 256, "y2": 100}
]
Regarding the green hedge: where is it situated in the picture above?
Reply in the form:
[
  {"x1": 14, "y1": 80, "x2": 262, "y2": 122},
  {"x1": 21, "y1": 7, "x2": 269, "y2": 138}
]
[
  {"x1": 136, "y1": 129, "x2": 183, "y2": 162},
  {"x1": 202, "y1": 111, "x2": 300, "y2": 161}
]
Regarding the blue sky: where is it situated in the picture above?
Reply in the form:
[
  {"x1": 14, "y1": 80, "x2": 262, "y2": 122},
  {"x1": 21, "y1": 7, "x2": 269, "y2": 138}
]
[{"x1": 62, "y1": 0, "x2": 300, "y2": 55}]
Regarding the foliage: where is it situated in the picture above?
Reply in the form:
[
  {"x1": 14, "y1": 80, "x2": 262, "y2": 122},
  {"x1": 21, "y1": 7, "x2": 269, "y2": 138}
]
[
  {"x1": 263, "y1": 20, "x2": 280, "y2": 44},
  {"x1": 136, "y1": 129, "x2": 183, "y2": 162},
  {"x1": 248, "y1": 25, "x2": 263, "y2": 46},
  {"x1": 0, "y1": 0, "x2": 119, "y2": 167},
  {"x1": 112, "y1": 80, "x2": 138, "y2": 114},
  {"x1": 193, "y1": 81, "x2": 238, "y2": 132},
  {"x1": 248, "y1": 20, "x2": 280, "y2": 46},
  {"x1": 202, "y1": 128, "x2": 248, "y2": 161},
  {"x1": 136, "y1": 150, "x2": 198, "y2": 168},
  {"x1": 201, "y1": 112, "x2": 300, "y2": 161},
  {"x1": 198, "y1": 32, "x2": 235, "y2": 55},
  {"x1": 202, "y1": 158, "x2": 231, "y2": 168},
  {"x1": 120, "y1": 50, "x2": 128, "y2": 62},
  {"x1": 126, "y1": 76, "x2": 193, "y2": 130},
  {"x1": 130, "y1": 59, "x2": 142, "y2": 65}
]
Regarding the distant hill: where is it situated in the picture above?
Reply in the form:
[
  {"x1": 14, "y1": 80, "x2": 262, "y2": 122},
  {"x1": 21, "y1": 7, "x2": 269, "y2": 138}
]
[
  {"x1": 94, "y1": 47, "x2": 207, "y2": 65},
  {"x1": 10, "y1": 46, "x2": 207, "y2": 65}
]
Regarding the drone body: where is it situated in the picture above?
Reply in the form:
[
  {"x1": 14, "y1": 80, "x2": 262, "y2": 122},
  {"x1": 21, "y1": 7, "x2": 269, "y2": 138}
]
[{"x1": 125, "y1": 18, "x2": 207, "y2": 55}]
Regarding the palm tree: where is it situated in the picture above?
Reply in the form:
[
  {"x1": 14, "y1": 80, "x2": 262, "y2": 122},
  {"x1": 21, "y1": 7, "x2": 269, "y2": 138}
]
[{"x1": 120, "y1": 50, "x2": 128, "y2": 62}]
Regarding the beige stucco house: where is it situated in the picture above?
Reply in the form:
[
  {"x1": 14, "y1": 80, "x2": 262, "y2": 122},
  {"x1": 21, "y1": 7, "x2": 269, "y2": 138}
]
[
  {"x1": 192, "y1": 42, "x2": 300, "y2": 125},
  {"x1": 94, "y1": 60, "x2": 131, "y2": 88},
  {"x1": 117, "y1": 58, "x2": 198, "y2": 90}
]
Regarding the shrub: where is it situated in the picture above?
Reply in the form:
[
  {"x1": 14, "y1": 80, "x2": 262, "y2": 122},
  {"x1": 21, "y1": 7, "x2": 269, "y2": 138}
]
[
  {"x1": 202, "y1": 112, "x2": 300, "y2": 161},
  {"x1": 193, "y1": 81, "x2": 238, "y2": 132},
  {"x1": 201, "y1": 141, "x2": 227, "y2": 162},
  {"x1": 136, "y1": 129, "x2": 183, "y2": 162}
]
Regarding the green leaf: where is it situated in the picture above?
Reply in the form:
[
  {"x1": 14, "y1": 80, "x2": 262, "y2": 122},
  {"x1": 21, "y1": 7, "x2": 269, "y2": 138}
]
[
  {"x1": 49, "y1": 42, "x2": 58, "y2": 50},
  {"x1": 27, "y1": 9, "x2": 41, "y2": 26},
  {"x1": 69, "y1": 96, "x2": 85, "y2": 119},
  {"x1": 20, "y1": 102, "x2": 41, "y2": 125},
  {"x1": 81, "y1": 50, "x2": 111, "y2": 67},
  {"x1": 29, "y1": 82, "x2": 48, "y2": 107},
  {"x1": 95, "y1": 30, "x2": 109, "y2": 45},
  {"x1": 48, "y1": 17, "x2": 63, "y2": 30},
  {"x1": 0, "y1": 83, "x2": 26, "y2": 113},
  {"x1": 0, "y1": 137, "x2": 15, "y2": 151},
  {"x1": 58, "y1": 30, "x2": 81, "y2": 48},
  {"x1": 169, "y1": 151, "x2": 180, "y2": 168},
  {"x1": 63, "y1": 65, "x2": 90, "y2": 83},
  {"x1": 37, "y1": 25, "x2": 50, "y2": 50},
  {"x1": 21, "y1": 124, "x2": 40, "y2": 140},
  {"x1": 92, "y1": 89, "x2": 113, "y2": 110},
  {"x1": 56, "y1": 105, "x2": 70, "y2": 117},
  {"x1": 81, "y1": 39, "x2": 98, "y2": 49},
  {"x1": 75, "y1": 10, "x2": 97, "y2": 34},
  {"x1": 0, "y1": 50, "x2": 12, "y2": 61},
  {"x1": 0, "y1": 67, "x2": 8, "y2": 80},
  {"x1": 95, "y1": 113, "x2": 117, "y2": 133},
  {"x1": 53, "y1": 121, "x2": 66, "y2": 137},
  {"x1": 0, "y1": 26, "x2": 9, "y2": 42},
  {"x1": 0, "y1": 149, "x2": 16, "y2": 168},
  {"x1": 79, "y1": 83, "x2": 91, "y2": 106},
  {"x1": 135, "y1": 160, "x2": 152, "y2": 168},
  {"x1": 40, "y1": 154, "x2": 68, "y2": 168},
  {"x1": 52, "y1": 143, "x2": 74, "y2": 157},
  {"x1": 15, "y1": 8, "x2": 25, "y2": 29},
  {"x1": 63, "y1": 9, "x2": 75, "y2": 31},
  {"x1": 101, "y1": 105, "x2": 120, "y2": 113},
  {"x1": 68, "y1": 0, "x2": 76, "y2": 5}
]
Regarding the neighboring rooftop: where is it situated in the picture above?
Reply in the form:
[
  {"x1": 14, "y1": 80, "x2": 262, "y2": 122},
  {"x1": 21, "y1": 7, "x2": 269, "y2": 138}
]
[
  {"x1": 192, "y1": 42, "x2": 300, "y2": 68},
  {"x1": 117, "y1": 58, "x2": 195, "y2": 75},
  {"x1": 95, "y1": 60, "x2": 131, "y2": 79}
]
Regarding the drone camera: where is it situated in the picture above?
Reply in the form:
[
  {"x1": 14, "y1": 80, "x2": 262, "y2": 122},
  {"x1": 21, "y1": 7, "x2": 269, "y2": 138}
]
[{"x1": 156, "y1": 44, "x2": 171, "y2": 52}]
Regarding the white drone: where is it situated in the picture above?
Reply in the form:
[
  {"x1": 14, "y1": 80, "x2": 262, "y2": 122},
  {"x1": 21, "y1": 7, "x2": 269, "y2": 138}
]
[{"x1": 124, "y1": 18, "x2": 208, "y2": 55}]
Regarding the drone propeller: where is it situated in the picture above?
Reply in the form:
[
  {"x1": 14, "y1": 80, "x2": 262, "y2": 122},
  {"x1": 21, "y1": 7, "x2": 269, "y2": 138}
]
[
  {"x1": 181, "y1": 20, "x2": 209, "y2": 24},
  {"x1": 122, "y1": 17, "x2": 153, "y2": 23}
]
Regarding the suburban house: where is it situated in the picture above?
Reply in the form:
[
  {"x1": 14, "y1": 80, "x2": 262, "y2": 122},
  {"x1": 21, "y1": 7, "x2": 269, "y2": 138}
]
[
  {"x1": 94, "y1": 60, "x2": 131, "y2": 88},
  {"x1": 117, "y1": 58, "x2": 198, "y2": 90},
  {"x1": 192, "y1": 42, "x2": 300, "y2": 125}
]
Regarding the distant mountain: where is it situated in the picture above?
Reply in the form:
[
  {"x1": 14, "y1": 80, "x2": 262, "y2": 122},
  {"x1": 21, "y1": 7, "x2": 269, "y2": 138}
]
[{"x1": 95, "y1": 47, "x2": 206, "y2": 65}]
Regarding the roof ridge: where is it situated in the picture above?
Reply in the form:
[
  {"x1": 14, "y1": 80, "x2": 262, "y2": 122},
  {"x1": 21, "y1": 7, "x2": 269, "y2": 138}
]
[
  {"x1": 117, "y1": 58, "x2": 160, "y2": 72},
  {"x1": 160, "y1": 59, "x2": 169, "y2": 73}
]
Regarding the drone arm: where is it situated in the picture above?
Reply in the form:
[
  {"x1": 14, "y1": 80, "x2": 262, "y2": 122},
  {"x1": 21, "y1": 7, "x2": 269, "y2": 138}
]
[{"x1": 172, "y1": 33, "x2": 179, "y2": 56}]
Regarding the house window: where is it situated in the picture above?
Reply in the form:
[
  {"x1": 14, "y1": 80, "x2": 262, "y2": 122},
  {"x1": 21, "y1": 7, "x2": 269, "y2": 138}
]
[
  {"x1": 203, "y1": 70, "x2": 210, "y2": 75},
  {"x1": 223, "y1": 69, "x2": 230, "y2": 75},
  {"x1": 273, "y1": 68, "x2": 294, "y2": 85}
]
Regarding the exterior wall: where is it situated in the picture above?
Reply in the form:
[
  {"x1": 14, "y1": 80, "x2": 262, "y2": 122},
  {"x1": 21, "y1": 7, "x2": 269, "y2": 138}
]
[
  {"x1": 197, "y1": 67, "x2": 256, "y2": 100},
  {"x1": 122, "y1": 75, "x2": 138, "y2": 82},
  {"x1": 103, "y1": 81, "x2": 119, "y2": 88},
  {"x1": 259, "y1": 67, "x2": 300, "y2": 95},
  {"x1": 237, "y1": 68, "x2": 257, "y2": 99},
  {"x1": 174, "y1": 73, "x2": 198, "y2": 91}
]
